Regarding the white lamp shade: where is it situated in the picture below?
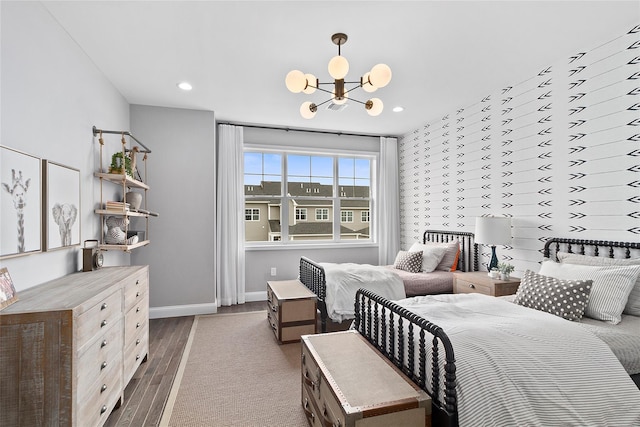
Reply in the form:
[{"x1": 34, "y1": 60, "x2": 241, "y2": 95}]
[
  {"x1": 300, "y1": 101, "x2": 317, "y2": 119},
  {"x1": 285, "y1": 70, "x2": 307, "y2": 93},
  {"x1": 366, "y1": 98, "x2": 383, "y2": 116},
  {"x1": 474, "y1": 216, "x2": 512, "y2": 245},
  {"x1": 361, "y1": 72, "x2": 377, "y2": 93},
  {"x1": 369, "y1": 63, "x2": 392, "y2": 88},
  {"x1": 302, "y1": 73, "x2": 317, "y2": 94},
  {"x1": 328, "y1": 55, "x2": 349, "y2": 80}
]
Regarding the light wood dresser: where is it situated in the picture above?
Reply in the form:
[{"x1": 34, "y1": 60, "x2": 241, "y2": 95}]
[
  {"x1": 0, "y1": 265, "x2": 149, "y2": 427},
  {"x1": 267, "y1": 279, "x2": 317, "y2": 344},
  {"x1": 302, "y1": 330, "x2": 431, "y2": 427},
  {"x1": 453, "y1": 271, "x2": 521, "y2": 297}
]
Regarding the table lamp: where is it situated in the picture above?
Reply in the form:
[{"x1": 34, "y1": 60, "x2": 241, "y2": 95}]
[{"x1": 474, "y1": 216, "x2": 512, "y2": 271}]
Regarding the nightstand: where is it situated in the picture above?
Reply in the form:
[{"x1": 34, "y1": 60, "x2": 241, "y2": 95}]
[{"x1": 453, "y1": 271, "x2": 520, "y2": 297}]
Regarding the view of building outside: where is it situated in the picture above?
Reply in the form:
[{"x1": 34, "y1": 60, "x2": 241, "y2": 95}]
[{"x1": 244, "y1": 151, "x2": 372, "y2": 242}]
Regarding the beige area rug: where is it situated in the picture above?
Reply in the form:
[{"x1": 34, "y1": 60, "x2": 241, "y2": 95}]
[{"x1": 160, "y1": 311, "x2": 308, "y2": 427}]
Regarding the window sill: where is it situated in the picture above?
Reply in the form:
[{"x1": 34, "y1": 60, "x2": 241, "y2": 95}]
[{"x1": 245, "y1": 242, "x2": 379, "y2": 251}]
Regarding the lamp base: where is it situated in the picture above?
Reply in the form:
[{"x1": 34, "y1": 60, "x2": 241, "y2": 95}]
[{"x1": 488, "y1": 246, "x2": 499, "y2": 271}]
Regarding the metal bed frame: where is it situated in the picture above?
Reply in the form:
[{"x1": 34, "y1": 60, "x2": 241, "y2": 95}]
[
  {"x1": 351, "y1": 237, "x2": 640, "y2": 427},
  {"x1": 299, "y1": 230, "x2": 477, "y2": 333}
]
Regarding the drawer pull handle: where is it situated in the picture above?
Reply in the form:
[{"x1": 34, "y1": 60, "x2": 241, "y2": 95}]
[
  {"x1": 100, "y1": 405, "x2": 108, "y2": 415},
  {"x1": 136, "y1": 307, "x2": 140, "y2": 313},
  {"x1": 136, "y1": 339, "x2": 141, "y2": 345},
  {"x1": 101, "y1": 320, "x2": 108, "y2": 327},
  {"x1": 136, "y1": 280, "x2": 140, "y2": 285},
  {"x1": 101, "y1": 340, "x2": 108, "y2": 348},
  {"x1": 101, "y1": 361, "x2": 108, "y2": 370},
  {"x1": 468, "y1": 283, "x2": 475, "y2": 289},
  {"x1": 101, "y1": 303, "x2": 107, "y2": 310},
  {"x1": 303, "y1": 398, "x2": 315, "y2": 421},
  {"x1": 136, "y1": 291, "x2": 140, "y2": 297},
  {"x1": 303, "y1": 369, "x2": 317, "y2": 390},
  {"x1": 101, "y1": 384, "x2": 107, "y2": 393},
  {"x1": 136, "y1": 354, "x2": 141, "y2": 361},
  {"x1": 322, "y1": 404, "x2": 337, "y2": 427},
  {"x1": 136, "y1": 322, "x2": 141, "y2": 328}
]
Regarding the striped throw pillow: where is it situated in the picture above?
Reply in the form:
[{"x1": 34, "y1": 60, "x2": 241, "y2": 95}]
[{"x1": 538, "y1": 260, "x2": 640, "y2": 324}]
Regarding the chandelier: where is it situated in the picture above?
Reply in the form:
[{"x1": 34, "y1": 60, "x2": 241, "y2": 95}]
[{"x1": 285, "y1": 33, "x2": 392, "y2": 119}]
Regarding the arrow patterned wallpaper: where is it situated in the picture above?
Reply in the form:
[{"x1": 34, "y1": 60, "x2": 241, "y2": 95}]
[{"x1": 398, "y1": 24, "x2": 640, "y2": 275}]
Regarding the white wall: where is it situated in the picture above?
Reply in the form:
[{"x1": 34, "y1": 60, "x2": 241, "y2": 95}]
[
  {"x1": 242, "y1": 126, "x2": 380, "y2": 298},
  {"x1": 130, "y1": 105, "x2": 216, "y2": 317},
  {"x1": 0, "y1": 1, "x2": 130, "y2": 290}
]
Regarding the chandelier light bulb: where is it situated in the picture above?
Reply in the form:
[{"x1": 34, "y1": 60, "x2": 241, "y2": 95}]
[
  {"x1": 328, "y1": 55, "x2": 349, "y2": 80},
  {"x1": 300, "y1": 101, "x2": 317, "y2": 119},
  {"x1": 302, "y1": 74, "x2": 317, "y2": 94},
  {"x1": 366, "y1": 98, "x2": 384, "y2": 116},
  {"x1": 369, "y1": 63, "x2": 392, "y2": 88},
  {"x1": 285, "y1": 70, "x2": 307, "y2": 93},
  {"x1": 361, "y1": 72, "x2": 377, "y2": 93}
]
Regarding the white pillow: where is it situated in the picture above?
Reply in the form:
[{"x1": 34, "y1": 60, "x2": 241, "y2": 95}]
[
  {"x1": 557, "y1": 252, "x2": 640, "y2": 316},
  {"x1": 538, "y1": 260, "x2": 640, "y2": 324},
  {"x1": 408, "y1": 242, "x2": 448, "y2": 273}
]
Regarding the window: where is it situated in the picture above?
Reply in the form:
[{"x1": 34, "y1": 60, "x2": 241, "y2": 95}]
[
  {"x1": 245, "y1": 208, "x2": 260, "y2": 221},
  {"x1": 316, "y1": 208, "x2": 329, "y2": 221},
  {"x1": 244, "y1": 149, "x2": 373, "y2": 243},
  {"x1": 341, "y1": 211, "x2": 353, "y2": 223},
  {"x1": 295, "y1": 208, "x2": 307, "y2": 221}
]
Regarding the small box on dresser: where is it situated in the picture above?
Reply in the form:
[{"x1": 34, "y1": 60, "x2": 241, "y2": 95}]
[
  {"x1": 301, "y1": 330, "x2": 431, "y2": 427},
  {"x1": 267, "y1": 279, "x2": 317, "y2": 344},
  {"x1": 0, "y1": 266, "x2": 149, "y2": 427},
  {"x1": 453, "y1": 271, "x2": 521, "y2": 297}
]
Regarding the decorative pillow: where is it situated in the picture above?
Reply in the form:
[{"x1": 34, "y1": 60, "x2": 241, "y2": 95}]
[
  {"x1": 393, "y1": 250, "x2": 423, "y2": 273},
  {"x1": 409, "y1": 241, "x2": 459, "y2": 271},
  {"x1": 557, "y1": 252, "x2": 640, "y2": 316},
  {"x1": 407, "y1": 242, "x2": 448, "y2": 273},
  {"x1": 514, "y1": 270, "x2": 592, "y2": 321},
  {"x1": 538, "y1": 260, "x2": 640, "y2": 324}
]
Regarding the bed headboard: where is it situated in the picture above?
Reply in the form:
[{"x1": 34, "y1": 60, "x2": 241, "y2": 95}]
[
  {"x1": 423, "y1": 229, "x2": 478, "y2": 272},
  {"x1": 543, "y1": 237, "x2": 640, "y2": 261}
]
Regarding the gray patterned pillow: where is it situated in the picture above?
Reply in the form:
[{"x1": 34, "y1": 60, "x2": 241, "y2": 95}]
[
  {"x1": 394, "y1": 250, "x2": 423, "y2": 273},
  {"x1": 514, "y1": 270, "x2": 593, "y2": 321}
]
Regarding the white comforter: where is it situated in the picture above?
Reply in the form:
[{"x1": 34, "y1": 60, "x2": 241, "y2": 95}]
[
  {"x1": 396, "y1": 293, "x2": 640, "y2": 427},
  {"x1": 320, "y1": 262, "x2": 405, "y2": 322}
]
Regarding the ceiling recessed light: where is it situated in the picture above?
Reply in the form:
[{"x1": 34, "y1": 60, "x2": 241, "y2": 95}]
[
  {"x1": 392, "y1": 106, "x2": 404, "y2": 113},
  {"x1": 177, "y1": 82, "x2": 193, "y2": 91}
]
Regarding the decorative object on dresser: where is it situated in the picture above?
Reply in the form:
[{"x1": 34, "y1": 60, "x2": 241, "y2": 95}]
[
  {"x1": 93, "y1": 126, "x2": 154, "y2": 252},
  {"x1": 82, "y1": 239, "x2": 104, "y2": 272},
  {"x1": 266, "y1": 279, "x2": 317, "y2": 344},
  {"x1": 0, "y1": 268, "x2": 18, "y2": 310},
  {"x1": 474, "y1": 215, "x2": 512, "y2": 271},
  {"x1": 0, "y1": 266, "x2": 149, "y2": 427},
  {"x1": 301, "y1": 330, "x2": 431, "y2": 427},
  {"x1": 0, "y1": 145, "x2": 42, "y2": 259},
  {"x1": 453, "y1": 271, "x2": 521, "y2": 296}
]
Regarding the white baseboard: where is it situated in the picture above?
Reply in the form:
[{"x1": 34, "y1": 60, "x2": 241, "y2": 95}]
[
  {"x1": 245, "y1": 291, "x2": 267, "y2": 302},
  {"x1": 150, "y1": 302, "x2": 217, "y2": 319}
]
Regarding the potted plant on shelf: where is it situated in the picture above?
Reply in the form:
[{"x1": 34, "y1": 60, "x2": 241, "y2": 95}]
[
  {"x1": 109, "y1": 152, "x2": 133, "y2": 177},
  {"x1": 497, "y1": 262, "x2": 515, "y2": 280}
]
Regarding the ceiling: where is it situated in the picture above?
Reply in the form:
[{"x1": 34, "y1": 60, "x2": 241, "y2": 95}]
[{"x1": 43, "y1": 1, "x2": 639, "y2": 137}]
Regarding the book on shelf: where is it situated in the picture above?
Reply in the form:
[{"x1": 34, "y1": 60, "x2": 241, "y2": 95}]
[{"x1": 105, "y1": 201, "x2": 130, "y2": 212}]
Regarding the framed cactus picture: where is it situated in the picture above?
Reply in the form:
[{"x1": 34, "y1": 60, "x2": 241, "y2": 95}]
[{"x1": 0, "y1": 146, "x2": 42, "y2": 259}]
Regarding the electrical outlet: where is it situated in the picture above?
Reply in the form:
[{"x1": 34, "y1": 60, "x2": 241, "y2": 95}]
[{"x1": 270, "y1": 267, "x2": 277, "y2": 276}]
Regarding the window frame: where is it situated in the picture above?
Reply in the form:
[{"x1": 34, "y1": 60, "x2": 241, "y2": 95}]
[{"x1": 244, "y1": 145, "x2": 377, "y2": 247}]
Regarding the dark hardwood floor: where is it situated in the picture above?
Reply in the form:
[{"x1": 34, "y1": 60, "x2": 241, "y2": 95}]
[{"x1": 104, "y1": 301, "x2": 267, "y2": 426}]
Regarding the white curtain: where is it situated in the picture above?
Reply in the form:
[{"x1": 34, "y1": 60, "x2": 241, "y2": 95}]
[
  {"x1": 216, "y1": 124, "x2": 245, "y2": 306},
  {"x1": 378, "y1": 136, "x2": 401, "y2": 265}
]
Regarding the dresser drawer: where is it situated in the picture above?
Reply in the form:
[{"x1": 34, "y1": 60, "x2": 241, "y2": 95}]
[
  {"x1": 454, "y1": 278, "x2": 492, "y2": 295},
  {"x1": 124, "y1": 270, "x2": 149, "y2": 313},
  {"x1": 76, "y1": 318, "x2": 122, "y2": 397},
  {"x1": 124, "y1": 327, "x2": 148, "y2": 381},
  {"x1": 77, "y1": 359, "x2": 122, "y2": 427},
  {"x1": 125, "y1": 293, "x2": 149, "y2": 344},
  {"x1": 76, "y1": 290, "x2": 123, "y2": 351}
]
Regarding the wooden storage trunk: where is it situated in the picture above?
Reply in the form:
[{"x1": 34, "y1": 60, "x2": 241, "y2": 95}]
[
  {"x1": 301, "y1": 330, "x2": 431, "y2": 427},
  {"x1": 267, "y1": 279, "x2": 317, "y2": 344}
]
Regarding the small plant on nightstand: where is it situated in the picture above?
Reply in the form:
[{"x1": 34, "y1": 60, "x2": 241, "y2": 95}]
[{"x1": 497, "y1": 262, "x2": 515, "y2": 280}]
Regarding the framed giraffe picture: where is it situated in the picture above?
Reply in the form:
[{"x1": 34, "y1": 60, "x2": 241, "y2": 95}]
[
  {"x1": 0, "y1": 146, "x2": 42, "y2": 259},
  {"x1": 44, "y1": 160, "x2": 81, "y2": 251}
]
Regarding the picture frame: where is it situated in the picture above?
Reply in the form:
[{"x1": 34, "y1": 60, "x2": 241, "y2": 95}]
[
  {"x1": 0, "y1": 267, "x2": 18, "y2": 310},
  {"x1": 0, "y1": 145, "x2": 43, "y2": 259},
  {"x1": 44, "y1": 160, "x2": 81, "y2": 251}
]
